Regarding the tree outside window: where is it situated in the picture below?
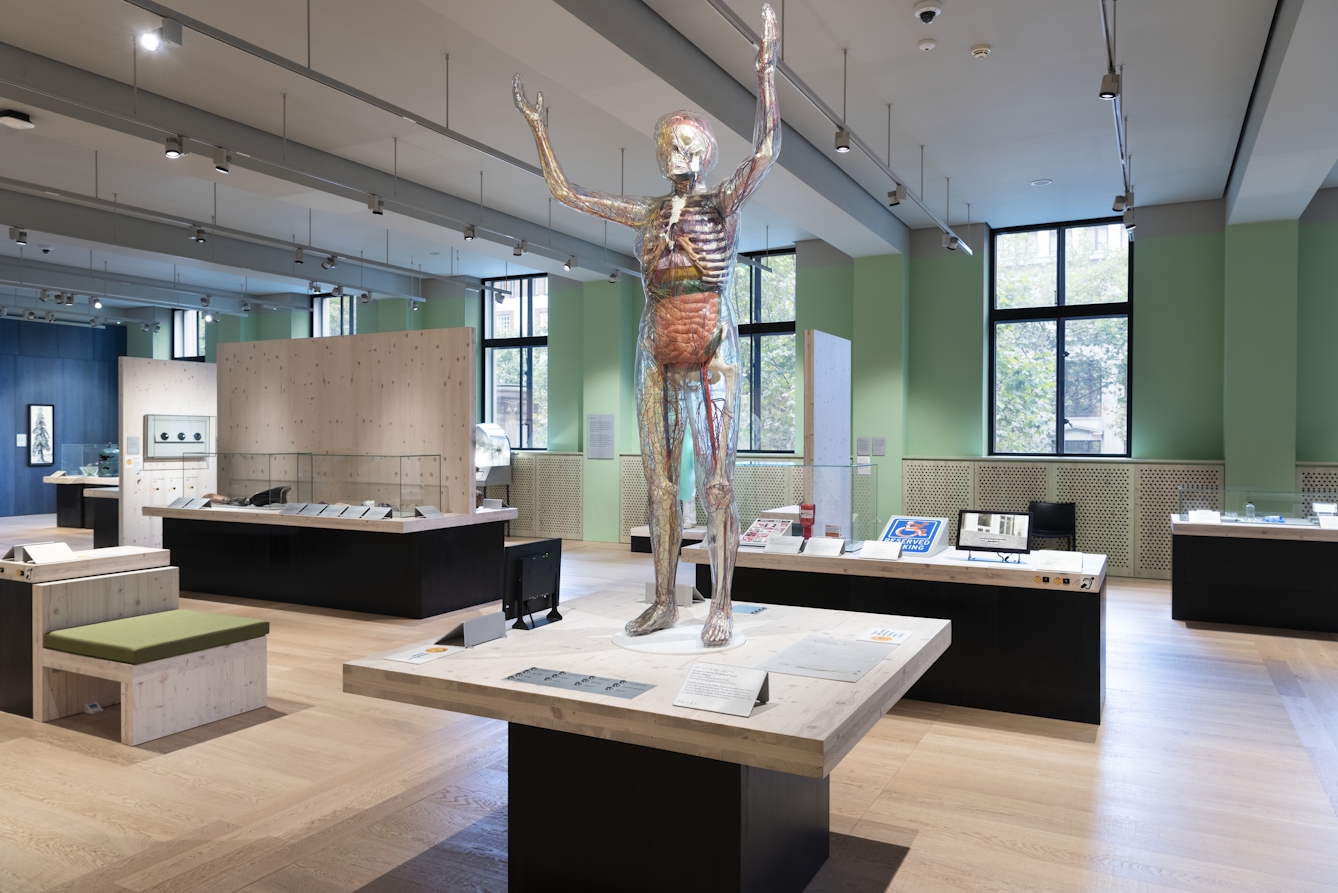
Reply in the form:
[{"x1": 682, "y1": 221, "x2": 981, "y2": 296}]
[
  {"x1": 483, "y1": 275, "x2": 548, "y2": 449},
  {"x1": 991, "y1": 221, "x2": 1130, "y2": 456},
  {"x1": 733, "y1": 250, "x2": 795, "y2": 452}
]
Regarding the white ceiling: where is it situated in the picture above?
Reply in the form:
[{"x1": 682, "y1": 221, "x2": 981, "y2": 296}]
[{"x1": 0, "y1": 0, "x2": 1286, "y2": 308}]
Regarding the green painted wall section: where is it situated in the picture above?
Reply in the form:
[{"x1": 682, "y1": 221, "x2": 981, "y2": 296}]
[
  {"x1": 852, "y1": 254, "x2": 908, "y2": 521},
  {"x1": 581, "y1": 277, "x2": 640, "y2": 542},
  {"x1": 1297, "y1": 221, "x2": 1338, "y2": 461},
  {"x1": 253, "y1": 307, "x2": 309, "y2": 341},
  {"x1": 794, "y1": 261, "x2": 854, "y2": 455},
  {"x1": 547, "y1": 281, "x2": 584, "y2": 452},
  {"x1": 1130, "y1": 232, "x2": 1224, "y2": 459},
  {"x1": 125, "y1": 308, "x2": 172, "y2": 359},
  {"x1": 906, "y1": 249, "x2": 986, "y2": 457},
  {"x1": 1224, "y1": 220, "x2": 1298, "y2": 490}
]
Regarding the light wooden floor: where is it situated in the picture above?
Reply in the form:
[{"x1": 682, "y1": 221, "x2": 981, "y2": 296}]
[{"x1": 2, "y1": 515, "x2": 1337, "y2": 892}]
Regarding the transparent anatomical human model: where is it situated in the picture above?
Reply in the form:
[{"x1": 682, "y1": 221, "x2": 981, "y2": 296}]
[{"x1": 514, "y1": 5, "x2": 780, "y2": 646}]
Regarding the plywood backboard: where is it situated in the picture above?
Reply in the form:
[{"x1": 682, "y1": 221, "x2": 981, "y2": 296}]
[{"x1": 217, "y1": 329, "x2": 476, "y2": 514}]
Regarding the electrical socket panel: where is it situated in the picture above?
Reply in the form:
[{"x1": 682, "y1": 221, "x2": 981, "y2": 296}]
[{"x1": 144, "y1": 414, "x2": 212, "y2": 459}]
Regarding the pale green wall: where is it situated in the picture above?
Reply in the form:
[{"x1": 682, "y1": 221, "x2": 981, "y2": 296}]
[
  {"x1": 581, "y1": 276, "x2": 641, "y2": 542},
  {"x1": 1296, "y1": 220, "x2": 1338, "y2": 460},
  {"x1": 1224, "y1": 220, "x2": 1298, "y2": 490},
  {"x1": 1131, "y1": 231, "x2": 1224, "y2": 459},
  {"x1": 906, "y1": 231, "x2": 987, "y2": 457},
  {"x1": 547, "y1": 279, "x2": 585, "y2": 452},
  {"x1": 852, "y1": 254, "x2": 908, "y2": 520}
]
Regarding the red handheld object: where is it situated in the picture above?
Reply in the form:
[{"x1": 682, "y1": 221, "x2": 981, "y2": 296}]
[{"x1": 799, "y1": 503, "x2": 815, "y2": 539}]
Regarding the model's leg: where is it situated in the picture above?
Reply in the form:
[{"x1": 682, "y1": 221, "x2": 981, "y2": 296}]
[
  {"x1": 684, "y1": 324, "x2": 741, "y2": 647},
  {"x1": 627, "y1": 317, "x2": 688, "y2": 636}
]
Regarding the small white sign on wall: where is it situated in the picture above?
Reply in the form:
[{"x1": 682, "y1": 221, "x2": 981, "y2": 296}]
[
  {"x1": 15, "y1": 434, "x2": 26, "y2": 448},
  {"x1": 586, "y1": 414, "x2": 615, "y2": 460}
]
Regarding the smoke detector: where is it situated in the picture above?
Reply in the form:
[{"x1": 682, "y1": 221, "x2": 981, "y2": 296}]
[
  {"x1": 971, "y1": 44, "x2": 991, "y2": 59},
  {"x1": 918, "y1": 38, "x2": 936, "y2": 51}
]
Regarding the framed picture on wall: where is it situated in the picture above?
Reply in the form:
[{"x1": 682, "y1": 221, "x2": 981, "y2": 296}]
[{"x1": 27, "y1": 404, "x2": 54, "y2": 466}]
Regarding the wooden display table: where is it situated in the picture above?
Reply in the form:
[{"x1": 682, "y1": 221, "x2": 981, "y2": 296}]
[
  {"x1": 1171, "y1": 516, "x2": 1338, "y2": 632},
  {"x1": 145, "y1": 505, "x2": 517, "y2": 619},
  {"x1": 43, "y1": 474, "x2": 119, "y2": 529},
  {"x1": 682, "y1": 543, "x2": 1108, "y2": 724},
  {"x1": 84, "y1": 487, "x2": 119, "y2": 548},
  {"x1": 344, "y1": 590, "x2": 950, "y2": 893}
]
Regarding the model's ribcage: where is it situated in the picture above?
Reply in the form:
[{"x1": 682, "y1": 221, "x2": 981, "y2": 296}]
[{"x1": 644, "y1": 205, "x2": 735, "y2": 367}]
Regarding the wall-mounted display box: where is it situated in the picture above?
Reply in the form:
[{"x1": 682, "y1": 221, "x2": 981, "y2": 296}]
[
  {"x1": 184, "y1": 452, "x2": 442, "y2": 517},
  {"x1": 145, "y1": 414, "x2": 213, "y2": 459}
]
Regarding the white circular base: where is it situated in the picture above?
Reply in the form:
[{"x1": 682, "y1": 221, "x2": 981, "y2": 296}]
[{"x1": 612, "y1": 622, "x2": 747, "y2": 654}]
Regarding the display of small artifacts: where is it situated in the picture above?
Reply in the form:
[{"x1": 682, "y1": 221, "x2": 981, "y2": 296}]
[
  {"x1": 515, "y1": 4, "x2": 781, "y2": 646},
  {"x1": 740, "y1": 517, "x2": 792, "y2": 547},
  {"x1": 27, "y1": 404, "x2": 54, "y2": 466}
]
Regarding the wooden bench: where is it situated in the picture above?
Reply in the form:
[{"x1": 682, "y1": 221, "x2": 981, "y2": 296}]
[{"x1": 34, "y1": 567, "x2": 268, "y2": 745}]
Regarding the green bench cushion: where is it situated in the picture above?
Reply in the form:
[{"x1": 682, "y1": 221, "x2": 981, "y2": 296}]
[{"x1": 44, "y1": 609, "x2": 269, "y2": 665}]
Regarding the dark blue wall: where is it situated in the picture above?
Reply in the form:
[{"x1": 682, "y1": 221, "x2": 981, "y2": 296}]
[{"x1": 0, "y1": 319, "x2": 125, "y2": 517}]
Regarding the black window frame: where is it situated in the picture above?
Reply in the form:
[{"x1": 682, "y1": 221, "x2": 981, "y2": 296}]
[
  {"x1": 171, "y1": 308, "x2": 206, "y2": 362},
  {"x1": 314, "y1": 293, "x2": 356, "y2": 337},
  {"x1": 481, "y1": 273, "x2": 548, "y2": 451},
  {"x1": 988, "y1": 216, "x2": 1133, "y2": 457},
  {"x1": 736, "y1": 247, "x2": 797, "y2": 454}
]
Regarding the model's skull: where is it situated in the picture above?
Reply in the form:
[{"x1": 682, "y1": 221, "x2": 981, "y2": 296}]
[{"x1": 655, "y1": 111, "x2": 718, "y2": 180}]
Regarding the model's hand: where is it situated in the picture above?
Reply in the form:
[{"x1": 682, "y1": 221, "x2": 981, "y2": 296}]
[
  {"x1": 513, "y1": 74, "x2": 545, "y2": 129},
  {"x1": 757, "y1": 4, "x2": 779, "y2": 71}
]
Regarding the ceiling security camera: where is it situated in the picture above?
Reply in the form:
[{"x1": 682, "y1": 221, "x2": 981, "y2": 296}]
[
  {"x1": 39, "y1": 245, "x2": 52, "y2": 255},
  {"x1": 913, "y1": 1, "x2": 942, "y2": 24}
]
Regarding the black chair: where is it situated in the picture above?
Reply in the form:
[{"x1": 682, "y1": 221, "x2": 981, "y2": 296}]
[{"x1": 1028, "y1": 501, "x2": 1077, "y2": 551}]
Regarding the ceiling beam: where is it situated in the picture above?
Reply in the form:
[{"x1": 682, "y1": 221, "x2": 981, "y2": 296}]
[
  {"x1": 0, "y1": 40, "x2": 641, "y2": 275},
  {"x1": 551, "y1": 0, "x2": 909, "y2": 254},
  {"x1": 1225, "y1": 0, "x2": 1338, "y2": 224},
  {"x1": 0, "y1": 188, "x2": 417, "y2": 298}
]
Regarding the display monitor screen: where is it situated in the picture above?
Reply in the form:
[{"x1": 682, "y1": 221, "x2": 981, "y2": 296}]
[{"x1": 956, "y1": 510, "x2": 1031, "y2": 554}]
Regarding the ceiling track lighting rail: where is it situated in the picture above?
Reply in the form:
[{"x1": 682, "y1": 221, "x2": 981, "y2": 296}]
[
  {"x1": 1097, "y1": 0, "x2": 1130, "y2": 197},
  {"x1": 702, "y1": 0, "x2": 972, "y2": 254}
]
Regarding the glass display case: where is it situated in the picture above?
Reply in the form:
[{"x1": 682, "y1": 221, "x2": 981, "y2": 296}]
[
  {"x1": 1176, "y1": 486, "x2": 1338, "y2": 526},
  {"x1": 474, "y1": 423, "x2": 512, "y2": 487},
  {"x1": 185, "y1": 453, "x2": 442, "y2": 517},
  {"x1": 736, "y1": 461, "x2": 879, "y2": 545},
  {"x1": 59, "y1": 443, "x2": 118, "y2": 476}
]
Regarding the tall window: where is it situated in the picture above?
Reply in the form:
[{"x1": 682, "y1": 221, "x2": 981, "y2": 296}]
[
  {"x1": 733, "y1": 249, "x2": 796, "y2": 452},
  {"x1": 314, "y1": 293, "x2": 355, "y2": 336},
  {"x1": 991, "y1": 219, "x2": 1131, "y2": 455},
  {"x1": 483, "y1": 275, "x2": 548, "y2": 449},
  {"x1": 172, "y1": 309, "x2": 206, "y2": 360}
]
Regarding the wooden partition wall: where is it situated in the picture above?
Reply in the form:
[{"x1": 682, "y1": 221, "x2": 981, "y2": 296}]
[{"x1": 217, "y1": 329, "x2": 476, "y2": 514}]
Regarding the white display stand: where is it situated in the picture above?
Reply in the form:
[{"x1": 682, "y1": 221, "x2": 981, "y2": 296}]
[{"x1": 803, "y1": 330, "x2": 852, "y2": 539}]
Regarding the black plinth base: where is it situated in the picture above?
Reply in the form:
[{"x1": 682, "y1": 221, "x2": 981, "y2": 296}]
[
  {"x1": 0, "y1": 579, "x2": 34, "y2": 718},
  {"x1": 55, "y1": 483, "x2": 89, "y2": 529},
  {"x1": 1173, "y1": 534, "x2": 1338, "y2": 632},
  {"x1": 90, "y1": 497, "x2": 119, "y2": 548},
  {"x1": 701, "y1": 563, "x2": 1104, "y2": 724},
  {"x1": 163, "y1": 517, "x2": 506, "y2": 619},
  {"x1": 508, "y1": 724, "x2": 829, "y2": 893}
]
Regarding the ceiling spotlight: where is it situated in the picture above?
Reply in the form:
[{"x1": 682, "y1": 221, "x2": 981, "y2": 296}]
[
  {"x1": 54, "y1": 293, "x2": 65, "y2": 305},
  {"x1": 140, "y1": 18, "x2": 181, "y2": 51},
  {"x1": 1030, "y1": 179, "x2": 1053, "y2": 186},
  {"x1": 1112, "y1": 194, "x2": 1126, "y2": 212},
  {"x1": 360, "y1": 292, "x2": 371, "y2": 304},
  {"x1": 608, "y1": 270, "x2": 621, "y2": 284},
  {"x1": 44, "y1": 310, "x2": 54, "y2": 322},
  {"x1": 564, "y1": 256, "x2": 576, "y2": 271},
  {"x1": 1099, "y1": 72, "x2": 1121, "y2": 100},
  {"x1": 153, "y1": 321, "x2": 162, "y2": 334},
  {"x1": 164, "y1": 135, "x2": 184, "y2": 159},
  {"x1": 1125, "y1": 189, "x2": 1135, "y2": 207},
  {"x1": 190, "y1": 226, "x2": 207, "y2": 242},
  {"x1": 942, "y1": 233, "x2": 960, "y2": 251},
  {"x1": 918, "y1": 38, "x2": 936, "y2": 51},
  {"x1": 203, "y1": 312, "x2": 214, "y2": 323},
  {"x1": 294, "y1": 247, "x2": 305, "y2": 264},
  {"x1": 212, "y1": 146, "x2": 231, "y2": 173},
  {"x1": 200, "y1": 295, "x2": 211, "y2": 307},
  {"x1": 141, "y1": 322, "x2": 151, "y2": 332},
  {"x1": 321, "y1": 255, "x2": 337, "y2": 269},
  {"x1": 9, "y1": 227, "x2": 27, "y2": 245},
  {"x1": 913, "y1": 0, "x2": 942, "y2": 24},
  {"x1": 513, "y1": 240, "x2": 527, "y2": 257},
  {"x1": 25, "y1": 310, "x2": 36, "y2": 321},
  {"x1": 39, "y1": 290, "x2": 48, "y2": 302},
  {"x1": 0, "y1": 110, "x2": 34, "y2": 130},
  {"x1": 1123, "y1": 207, "x2": 1136, "y2": 231},
  {"x1": 241, "y1": 301, "x2": 251, "y2": 313},
  {"x1": 333, "y1": 285, "x2": 344, "y2": 296},
  {"x1": 93, "y1": 298, "x2": 103, "y2": 309},
  {"x1": 835, "y1": 129, "x2": 851, "y2": 153},
  {"x1": 971, "y1": 44, "x2": 991, "y2": 59},
  {"x1": 368, "y1": 193, "x2": 384, "y2": 215},
  {"x1": 89, "y1": 317, "x2": 98, "y2": 327},
  {"x1": 411, "y1": 300, "x2": 419, "y2": 311},
  {"x1": 888, "y1": 183, "x2": 906, "y2": 207},
  {"x1": 463, "y1": 224, "x2": 475, "y2": 241}
]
